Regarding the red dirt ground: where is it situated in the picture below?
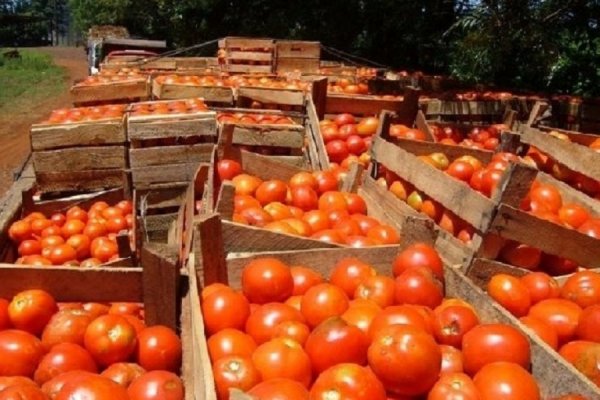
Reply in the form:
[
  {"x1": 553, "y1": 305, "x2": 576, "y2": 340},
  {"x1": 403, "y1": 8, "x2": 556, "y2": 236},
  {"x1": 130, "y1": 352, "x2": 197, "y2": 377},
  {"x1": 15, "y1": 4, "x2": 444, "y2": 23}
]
[{"x1": 0, "y1": 46, "x2": 88, "y2": 197}]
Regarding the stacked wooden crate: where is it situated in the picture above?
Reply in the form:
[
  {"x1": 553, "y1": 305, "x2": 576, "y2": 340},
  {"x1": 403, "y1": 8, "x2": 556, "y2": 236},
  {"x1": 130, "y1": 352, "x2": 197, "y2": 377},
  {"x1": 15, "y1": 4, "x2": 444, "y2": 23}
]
[
  {"x1": 275, "y1": 40, "x2": 321, "y2": 73},
  {"x1": 218, "y1": 37, "x2": 275, "y2": 74}
]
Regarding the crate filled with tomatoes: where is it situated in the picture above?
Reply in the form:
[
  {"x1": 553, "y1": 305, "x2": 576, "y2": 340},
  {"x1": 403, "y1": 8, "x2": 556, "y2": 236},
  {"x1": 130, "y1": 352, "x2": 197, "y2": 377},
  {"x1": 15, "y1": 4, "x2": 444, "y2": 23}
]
[
  {"x1": 187, "y1": 223, "x2": 599, "y2": 399},
  {"x1": 31, "y1": 105, "x2": 129, "y2": 194},
  {"x1": 151, "y1": 74, "x2": 235, "y2": 105},
  {"x1": 126, "y1": 98, "x2": 217, "y2": 189},
  {"x1": 218, "y1": 37, "x2": 275, "y2": 74},
  {"x1": 70, "y1": 70, "x2": 150, "y2": 106}
]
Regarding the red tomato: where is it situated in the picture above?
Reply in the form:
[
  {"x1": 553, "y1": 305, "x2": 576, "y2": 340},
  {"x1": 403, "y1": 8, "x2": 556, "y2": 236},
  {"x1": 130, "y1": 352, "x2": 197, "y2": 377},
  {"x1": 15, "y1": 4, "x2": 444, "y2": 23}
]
[
  {"x1": 530, "y1": 184, "x2": 562, "y2": 214},
  {"x1": 447, "y1": 160, "x2": 475, "y2": 182},
  {"x1": 347, "y1": 135, "x2": 367, "y2": 155},
  {"x1": 232, "y1": 174, "x2": 263, "y2": 196},
  {"x1": 354, "y1": 275, "x2": 396, "y2": 308},
  {"x1": 273, "y1": 320, "x2": 310, "y2": 346},
  {"x1": 82, "y1": 303, "x2": 110, "y2": 319},
  {"x1": 305, "y1": 317, "x2": 369, "y2": 374},
  {"x1": 56, "y1": 374, "x2": 129, "y2": 400},
  {"x1": 392, "y1": 243, "x2": 444, "y2": 282},
  {"x1": 290, "y1": 266, "x2": 324, "y2": 296},
  {"x1": 326, "y1": 140, "x2": 350, "y2": 163},
  {"x1": 519, "y1": 316, "x2": 559, "y2": 350},
  {"x1": 18, "y1": 239, "x2": 42, "y2": 256},
  {"x1": 83, "y1": 314, "x2": 137, "y2": 367},
  {"x1": 0, "y1": 330, "x2": 44, "y2": 377},
  {"x1": 310, "y1": 363, "x2": 386, "y2": 400},
  {"x1": 127, "y1": 371, "x2": 184, "y2": 400},
  {"x1": 0, "y1": 299, "x2": 8, "y2": 331},
  {"x1": 245, "y1": 303, "x2": 305, "y2": 345},
  {"x1": 252, "y1": 338, "x2": 312, "y2": 387},
  {"x1": 136, "y1": 325, "x2": 182, "y2": 372},
  {"x1": 207, "y1": 328, "x2": 257, "y2": 362},
  {"x1": 247, "y1": 378, "x2": 309, "y2": 399},
  {"x1": 301, "y1": 283, "x2": 349, "y2": 328},
  {"x1": 528, "y1": 299, "x2": 582, "y2": 345},
  {"x1": 440, "y1": 344, "x2": 465, "y2": 374},
  {"x1": 341, "y1": 303, "x2": 381, "y2": 335},
  {"x1": 433, "y1": 305, "x2": 480, "y2": 348},
  {"x1": 473, "y1": 361, "x2": 540, "y2": 400},
  {"x1": 519, "y1": 272, "x2": 560, "y2": 304},
  {"x1": 255, "y1": 180, "x2": 288, "y2": 206},
  {"x1": 8, "y1": 289, "x2": 57, "y2": 335},
  {"x1": 313, "y1": 171, "x2": 339, "y2": 194},
  {"x1": 560, "y1": 271, "x2": 600, "y2": 308},
  {"x1": 217, "y1": 159, "x2": 242, "y2": 181},
  {"x1": 202, "y1": 288, "x2": 250, "y2": 336},
  {"x1": 33, "y1": 343, "x2": 98, "y2": 385},
  {"x1": 462, "y1": 324, "x2": 530, "y2": 375},
  {"x1": 242, "y1": 258, "x2": 294, "y2": 304},
  {"x1": 487, "y1": 274, "x2": 532, "y2": 317},
  {"x1": 0, "y1": 377, "x2": 36, "y2": 392},
  {"x1": 575, "y1": 304, "x2": 600, "y2": 342},
  {"x1": 289, "y1": 172, "x2": 318, "y2": 190},
  {"x1": 368, "y1": 324, "x2": 441, "y2": 396},
  {"x1": 0, "y1": 385, "x2": 48, "y2": 400},
  {"x1": 368, "y1": 305, "x2": 430, "y2": 340},
  {"x1": 394, "y1": 266, "x2": 443, "y2": 309},
  {"x1": 41, "y1": 370, "x2": 97, "y2": 399},
  {"x1": 318, "y1": 191, "x2": 348, "y2": 212},
  {"x1": 290, "y1": 185, "x2": 319, "y2": 211},
  {"x1": 334, "y1": 114, "x2": 356, "y2": 126},
  {"x1": 558, "y1": 203, "x2": 590, "y2": 228},
  {"x1": 428, "y1": 372, "x2": 479, "y2": 400},
  {"x1": 330, "y1": 257, "x2": 375, "y2": 298},
  {"x1": 213, "y1": 356, "x2": 260, "y2": 400},
  {"x1": 366, "y1": 224, "x2": 401, "y2": 245},
  {"x1": 101, "y1": 363, "x2": 146, "y2": 387}
]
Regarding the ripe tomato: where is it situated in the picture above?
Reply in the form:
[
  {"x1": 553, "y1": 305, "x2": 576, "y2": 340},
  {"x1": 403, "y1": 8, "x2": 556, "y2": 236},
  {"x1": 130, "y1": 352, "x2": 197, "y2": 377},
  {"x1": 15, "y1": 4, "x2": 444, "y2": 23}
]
[
  {"x1": 202, "y1": 288, "x2": 250, "y2": 336},
  {"x1": 530, "y1": 184, "x2": 562, "y2": 214},
  {"x1": 61, "y1": 219, "x2": 86, "y2": 238},
  {"x1": 428, "y1": 372, "x2": 479, "y2": 400},
  {"x1": 217, "y1": 159, "x2": 242, "y2": 181},
  {"x1": 66, "y1": 206, "x2": 88, "y2": 222},
  {"x1": 394, "y1": 267, "x2": 444, "y2": 309},
  {"x1": 82, "y1": 303, "x2": 110, "y2": 319},
  {"x1": 136, "y1": 325, "x2": 182, "y2": 372},
  {"x1": 499, "y1": 242, "x2": 541, "y2": 270},
  {"x1": 560, "y1": 341, "x2": 600, "y2": 386},
  {"x1": 0, "y1": 298, "x2": 9, "y2": 330},
  {"x1": 84, "y1": 223, "x2": 108, "y2": 241},
  {"x1": 558, "y1": 203, "x2": 590, "y2": 228},
  {"x1": 487, "y1": 274, "x2": 532, "y2": 317},
  {"x1": 305, "y1": 317, "x2": 369, "y2": 374},
  {"x1": 462, "y1": 324, "x2": 530, "y2": 375},
  {"x1": 247, "y1": 378, "x2": 309, "y2": 399},
  {"x1": 245, "y1": 303, "x2": 305, "y2": 345},
  {"x1": 447, "y1": 160, "x2": 475, "y2": 182},
  {"x1": 519, "y1": 316, "x2": 558, "y2": 350},
  {"x1": 350, "y1": 214, "x2": 380, "y2": 235},
  {"x1": 208, "y1": 328, "x2": 257, "y2": 362},
  {"x1": 433, "y1": 305, "x2": 480, "y2": 348},
  {"x1": 127, "y1": 371, "x2": 183, "y2": 400},
  {"x1": 354, "y1": 275, "x2": 395, "y2": 308},
  {"x1": 368, "y1": 324, "x2": 441, "y2": 396},
  {"x1": 33, "y1": 343, "x2": 98, "y2": 385},
  {"x1": 313, "y1": 171, "x2": 339, "y2": 194},
  {"x1": 0, "y1": 377, "x2": 36, "y2": 392},
  {"x1": 213, "y1": 356, "x2": 260, "y2": 400},
  {"x1": 290, "y1": 266, "x2": 324, "y2": 296},
  {"x1": 242, "y1": 258, "x2": 294, "y2": 304},
  {"x1": 108, "y1": 302, "x2": 142, "y2": 317},
  {"x1": 520, "y1": 272, "x2": 560, "y2": 304},
  {"x1": 575, "y1": 304, "x2": 600, "y2": 342},
  {"x1": 289, "y1": 172, "x2": 318, "y2": 190},
  {"x1": 440, "y1": 344, "x2": 464, "y2": 374},
  {"x1": 392, "y1": 243, "x2": 444, "y2": 282},
  {"x1": 273, "y1": 320, "x2": 310, "y2": 346},
  {"x1": 541, "y1": 254, "x2": 578, "y2": 276},
  {"x1": 0, "y1": 330, "x2": 44, "y2": 377},
  {"x1": 8, "y1": 219, "x2": 32, "y2": 242},
  {"x1": 301, "y1": 283, "x2": 349, "y2": 328},
  {"x1": 302, "y1": 210, "x2": 330, "y2": 232},
  {"x1": 18, "y1": 239, "x2": 42, "y2": 256},
  {"x1": 41, "y1": 370, "x2": 97, "y2": 399},
  {"x1": 252, "y1": 338, "x2": 312, "y2": 387},
  {"x1": 290, "y1": 185, "x2": 319, "y2": 211},
  {"x1": 101, "y1": 363, "x2": 146, "y2": 387},
  {"x1": 255, "y1": 180, "x2": 288, "y2": 206},
  {"x1": 368, "y1": 305, "x2": 430, "y2": 340},
  {"x1": 310, "y1": 363, "x2": 386, "y2": 400},
  {"x1": 318, "y1": 191, "x2": 348, "y2": 212},
  {"x1": 473, "y1": 361, "x2": 540, "y2": 400},
  {"x1": 310, "y1": 229, "x2": 345, "y2": 244},
  {"x1": 330, "y1": 257, "x2": 375, "y2": 298},
  {"x1": 232, "y1": 174, "x2": 263, "y2": 196},
  {"x1": 560, "y1": 271, "x2": 600, "y2": 308},
  {"x1": 240, "y1": 207, "x2": 273, "y2": 227},
  {"x1": 90, "y1": 237, "x2": 118, "y2": 263},
  {"x1": 66, "y1": 234, "x2": 91, "y2": 260},
  {"x1": 326, "y1": 140, "x2": 350, "y2": 163},
  {"x1": 528, "y1": 298, "x2": 582, "y2": 345},
  {"x1": 8, "y1": 289, "x2": 57, "y2": 335},
  {"x1": 0, "y1": 384, "x2": 48, "y2": 400},
  {"x1": 83, "y1": 314, "x2": 137, "y2": 367},
  {"x1": 366, "y1": 224, "x2": 401, "y2": 245}
]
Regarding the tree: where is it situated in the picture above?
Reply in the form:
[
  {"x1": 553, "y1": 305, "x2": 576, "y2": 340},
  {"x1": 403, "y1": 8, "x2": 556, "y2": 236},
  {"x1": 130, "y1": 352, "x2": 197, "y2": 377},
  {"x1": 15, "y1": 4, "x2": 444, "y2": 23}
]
[{"x1": 68, "y1": 0, "x2": 129, "y2": 33}]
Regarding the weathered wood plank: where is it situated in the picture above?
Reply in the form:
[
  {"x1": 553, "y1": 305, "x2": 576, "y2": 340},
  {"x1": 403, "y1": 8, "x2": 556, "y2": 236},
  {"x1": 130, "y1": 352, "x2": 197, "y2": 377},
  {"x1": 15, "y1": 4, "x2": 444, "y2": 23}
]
[
  {"x1": 129, "y1": 144, "x2": 214, "y2": 168},
  {"x1": 31, "y1": 120, "x2": 125, "y2": 151},
  {"x1": 33, "y1": 146, "x2": 127, "y2": 172}
]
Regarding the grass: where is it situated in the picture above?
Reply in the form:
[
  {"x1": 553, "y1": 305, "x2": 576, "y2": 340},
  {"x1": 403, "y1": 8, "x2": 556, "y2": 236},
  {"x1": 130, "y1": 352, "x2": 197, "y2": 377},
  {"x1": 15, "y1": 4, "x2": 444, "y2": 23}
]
[{"x1": 0, "y1": 49, "x2": 67, "y2": 110}]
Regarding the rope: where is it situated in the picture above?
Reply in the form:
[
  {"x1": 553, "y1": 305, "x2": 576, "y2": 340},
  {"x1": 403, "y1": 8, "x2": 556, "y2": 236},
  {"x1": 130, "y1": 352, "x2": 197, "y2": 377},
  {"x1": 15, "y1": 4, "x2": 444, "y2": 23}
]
[
  {"x1": 321, "y1": 44, "x2": 390, "y2": 69},
  {"x1": 139, "y1": 38, "x2": 220, "y2": 66}
]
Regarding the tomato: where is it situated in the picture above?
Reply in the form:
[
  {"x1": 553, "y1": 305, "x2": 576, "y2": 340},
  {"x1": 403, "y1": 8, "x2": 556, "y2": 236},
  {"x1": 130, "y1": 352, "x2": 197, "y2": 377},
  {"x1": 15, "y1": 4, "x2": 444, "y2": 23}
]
[
  {"x1": 313, "y1": 171, "x2": 339, "y2": 194},
  {"x1": 217, "y1": 160, "x2": 242, "y2": 181},
  {"x1": 354, "y1": 275, "x2": 396, "y2": 308},
  {"x1": 559, "y1": 341, "x2": 600, "y2": 386},
  {"x1": 290, "y1": 185, "x2": 319, "y2": 211},
  {"x1": 334, "y1": 114, "x2": 356, "y2": 126},
  {"x1": 61, "y1": 219, "x2": 86, "y2": 238},
  {"x1": 202, "y1": 288, "x2": 250, "y2": 336},
  {"x1": 50, "y1": 213, "x2": 66, "y2": 227},
  {"x1": 356, "y1": 117, "x2": 379, "y2": 137},
  {"x1": 480, "y1": 169, "x2": 505, "y2": 197},
  {"x1": 541, "y1": 254, "x2": 579, "y2": 276},
  {"x1": 8, "y1": 220, "x2": 32, "y2": 242},
  {"x1": 273, "y1": 320, "x2": 310, "y2": 346},
  {"x1": 519, "y1": 316, "x2": 558, "y2": 350},
  {"x1": 127, "y1": 371, "x2": 183, "y2": 400},
  {"x1": 392, "y1": 243, "x2": 444, "y2": 282},
  {"x1": 318, "y1": 191, "x2": 348, "y2": 213},
  {"x1": 115, "y1": 200, "x2": 132, "y2": 215},
  {"x1": 329, "y1": 257, "x2": 375, "y2": 298},
  {"x1": 255, "y1": 180, "x2": 288, "y2": 206},
  {"x1": 245, "y1": 303, "x2": 305, "y2": 345},
  {"x1": 101, "y1": 363, "x2": 146, "y2": 387},
  {"x1": 208, "y1": 328, "x2": 257, "y2": 362},
  {"x1": 350, "y1": 214, "x2": 380, "y2": 235},
  {"x1": 8, "y1": 289, "x2": 57, "y2": 335},
  {"x1": 107, "y1": 303, "x2": 142, "y2": 317},
  {"x1": 310, "y1": 363, "x2": 387, "y2": 400},
  {"x1": 84, "y1": 223, "x2": 108, "y2": 241},
  {"x1": 433, "y1": 305, "x2": 480, "y2": 348},
  {"x1": 341, "y1": 303, "x2": 381, "y2": 335},
  {"x1": 344, "y1": 194, "x2": 368, "y2": 215},
  {"x1": 368, "y1": 305, "x2": 430, "y2": 340},
  {"x1": 366, "y1": 224, "x2": 401, "y2": 245},
  {"x1": 530, "y1": 184, "x2": 562, "y2": 214},
  {"x1": 213, "y1": 356, "x2": 260, "y2": 400},
  {"x1": 305, "y1": 317, "x2": 369, "y2": 374},
  {"x1": 487, "y1": 274, "x2": 532, "y2": 317},
  {"x1": 462, "y1": 324, "x2": 530, "y2": 375},
  {"x1": 0, "y1": 330, "x2": 44, "y2": 377},
  {"x1": 560, "y1": 271, "x2": 600, "y2": 308},
  {"x1": 0, "y1": 377, "x2": 36, "y2": 392},
  {"x1": 428, "y1": 372, "x2": 479, "y2": 400},
  {"x1": 347, "y1": 135, "x2": 367, "y2": 155},
  {"x1": 311, "y1": 229, "x2": 345, "y2": 244},
  {"x1": 447, "y1": 160, "x2": 475, "y2": 182},
  {"x1": 394, "y1": 266, "x2": 443, "y2": 309},
  {"x1": 66, "y1": 206, "x2": 88, "y2": 222},
  {"x1": 302, "y1": 210, "x2": 330, "y2": 233},
  {"x1": 240, "y1": 207, "x2": 273, "y2": 227},
  {"x1": 575, "y1": 304, "x2": 600, "y2": 342},
  {"x1": 83, "y1": 314, "x2": 137, "y2": 367},
  {"x1": 499, "y1": 241, "x2": 542, "y2": 270},
  {"x1": 0, "y1": 385, "x2": 48, "y2": 400},
  {"x1": 82, "y1": 303, "x2": 110, "y2": 319},
  {"x1": 473, "y1": 361, "x2": 540, "y2": 400},
  {"x1": 136, "y1": 325, "x2": 181, "y2": 372},
  {"x1": 90, "y1": 237, "x2": 118, "y2": 263},
  {"x1": 289, "y1": 172, "x2": 318, "y2": 190},
  {"x1": 520, "y1": 272, "x2": 560, "y2": 304},
  {"x1": 242, "y1": 258, "x2": 294, "y2": 304},
  {"x1": 368, "y1": 324, "x2": 441, "y2": 396},
  {"x1": 578, "y1": 219, "x2": 600, "y2": 239},
  {"x1": 290, "y1": 266, "x2": 324, "y2": 296},
  {"x1": 440, "y1": 344, "x2": 464, "y2": 374},
  {"x1": 263, "y1": 202, "x2": 293, "y2": 221},
  {"x1": 18, "y1": 239, "x2": 42, "y2": 256},
  {"x1": 558, "y1": 203, "x2": 590, "y2": 228},
  {"x1": 252, "y1": 338, "x2": 312, "y2": 387},
  {"x1": 105, "y1": 217, "x2": 127, "y2": 234},
  {"x1": 34, "y1": 343, "x2": 98, "y2": 385},
  {"x1": 528, "y1": 298, "x2": 582, "y2": 345},
  {"x1": 301, "y1": 283, "x2": 349, "y2": 328},
  {"x1": 232, "y1": 174, "x2": 263, "y2": 196},
  {"x1": 326, "y1": 140, "x2": 350, "y2": 163},
  {"x1": 247, "y1": 378, "x2": 309, "y2": 400}
]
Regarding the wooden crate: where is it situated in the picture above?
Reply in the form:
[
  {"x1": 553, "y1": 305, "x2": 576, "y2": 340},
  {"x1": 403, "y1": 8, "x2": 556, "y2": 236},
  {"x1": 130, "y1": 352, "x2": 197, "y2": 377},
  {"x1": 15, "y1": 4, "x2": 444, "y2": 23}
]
[
  {"x1": 71, "y1": 78, "x2": 150, "y2": 106},
  {"x1": 151, "y1": 77, "x2": 235, "y2": 105},
  {"x1": 423, "y1": 98, "x2": 511, "y2": 124},
  {"x1": 276, "y1": 40, "x2": 320, "y2": 73},
  {"x1": 219, "y1": 37, "x2": 275, "y2": 74},
  {"x1": 31, "y1": 117, "x2": 127, "y2": 193},
  {"x1": 188, "y1": 230, "x2": 600, "y2": 400},
  {"x1": 326, "y1": 93, "x2": 407, "y2": 116},
  {"x1": 236, "y1": 85, "x2": 308, "y2": 112}
]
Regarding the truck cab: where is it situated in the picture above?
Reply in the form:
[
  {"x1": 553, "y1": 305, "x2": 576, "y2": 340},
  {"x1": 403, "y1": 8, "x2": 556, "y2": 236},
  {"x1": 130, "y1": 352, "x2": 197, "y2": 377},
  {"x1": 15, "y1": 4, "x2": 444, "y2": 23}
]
[{"x1": 88, "y1": 38, "x2": 168, "y2": 74}]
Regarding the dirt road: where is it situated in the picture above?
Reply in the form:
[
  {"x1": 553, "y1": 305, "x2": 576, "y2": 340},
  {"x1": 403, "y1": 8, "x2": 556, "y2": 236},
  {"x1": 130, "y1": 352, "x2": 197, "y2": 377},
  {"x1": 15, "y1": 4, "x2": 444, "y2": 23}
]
[{"x1": 0, "y1": 47, "x2": 88, "y2": 197}]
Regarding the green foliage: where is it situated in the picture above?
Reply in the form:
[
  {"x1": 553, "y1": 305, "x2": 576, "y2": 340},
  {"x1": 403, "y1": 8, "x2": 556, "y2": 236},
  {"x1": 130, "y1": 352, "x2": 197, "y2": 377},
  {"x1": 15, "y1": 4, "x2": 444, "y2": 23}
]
[{"x1": 68, "y1": 0, "x2": 130, "y2": 33}]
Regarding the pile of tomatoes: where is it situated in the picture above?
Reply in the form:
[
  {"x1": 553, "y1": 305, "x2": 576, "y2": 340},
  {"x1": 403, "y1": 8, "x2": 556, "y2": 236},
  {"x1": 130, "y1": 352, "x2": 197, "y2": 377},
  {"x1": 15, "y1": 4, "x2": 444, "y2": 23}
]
[
  {"x1": 42, "y1": 105, "x2": 127, "y2": 124},
  {"x1": 320, "y1": 114, "x2": 378, "y2": 169},
  {"x1": 8, "y1": 200, "x2": 133, "y2": 267},
  {"x1": 200, "y1": 244, "x2": 585, "y2": 399},
  {"x1": 489, "y1": 270, "x2": 600, "y2": 388},
  {"x1": 429, "y1": 124, "x2": 508, "y2": 151},
  {"x1": 0, "y1": 289, "x2": 183, "y2": 399},
  {"x1": 76, "y1": 70, "x2": 147, "y2": 87},
  {"x1": 388, "y1": 123, "x2": 428, "y2": 141},
  {"x1": 217, "y1": 112, "x2": 296, "y2": 126},
  {"x1": 217, "y1": 159, "x2": 400, "y2": 247},
  {"x1": 154, "y1": 74, "x2": 310, "y2": 91},
  {"x1": 128, "y1": 98, "x2": 208, "y2": 116}
]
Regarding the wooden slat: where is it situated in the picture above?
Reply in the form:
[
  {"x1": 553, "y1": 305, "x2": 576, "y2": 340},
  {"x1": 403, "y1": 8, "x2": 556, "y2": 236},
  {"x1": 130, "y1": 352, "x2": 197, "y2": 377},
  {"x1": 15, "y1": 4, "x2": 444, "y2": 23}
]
[
  {"x1": 223, "y1": 37, "x2": 275, "y2": 49},
  {"x1": 390, "y1": 137, "x2": 493, "y2": 164},
  {"x1": 71, "y1": 80, "x2": 149, "y2": 104},
  {"x1": 33, "y1": 146, "x2": 126, "y2": 172},
  {"x1": 466, "y1": 257, "x2": 529, "y2": 289},
  {"x1": 128, "y1": 117, "x2": 217, "y2": 140},
  {"x1": 130, "y1": 144, "x2": 214, "y2": 168},
  {"x1": 276, "y1": 41, "x2": 321, "y2": 59},
  {"x1": 228, "y1": 123, "x2": 304, "y2": 148},
  {"x1": 35, "y1": 170, "x2": 126, "y2": 193},
  {"x1": 239, "y1": 150, "x2": 304, "y2": 181},
  {"x1": 226, "y1": 51, "x2": 273, "y2": 62},
  {"x1": 306, "y1": 98, "x2": 330, "y2": 170},
  {"x1": 225, "y1": 65, "x2": 273, "y2": 74},
  {"x1": 131, "y1": 163, "x2": 201, "y2": 187},
  {"x1": 152, "y1": 82, "x2": 234, "y2": 103},
  {"x1": 326, "y1": 94, "x2": 403, "y2": 116},
  {"x1": 31, "y1": 119, "x2": 125, "y2": 151},
  {"x1": 276, "y1": 58, "x2": 320, "y2": 73},
  {"x1": 237, "y1": 87, "x2": 306, "y2": 107},
  {"x1": 141, "y1": 243, "x2": 179, "y2": 330}
]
